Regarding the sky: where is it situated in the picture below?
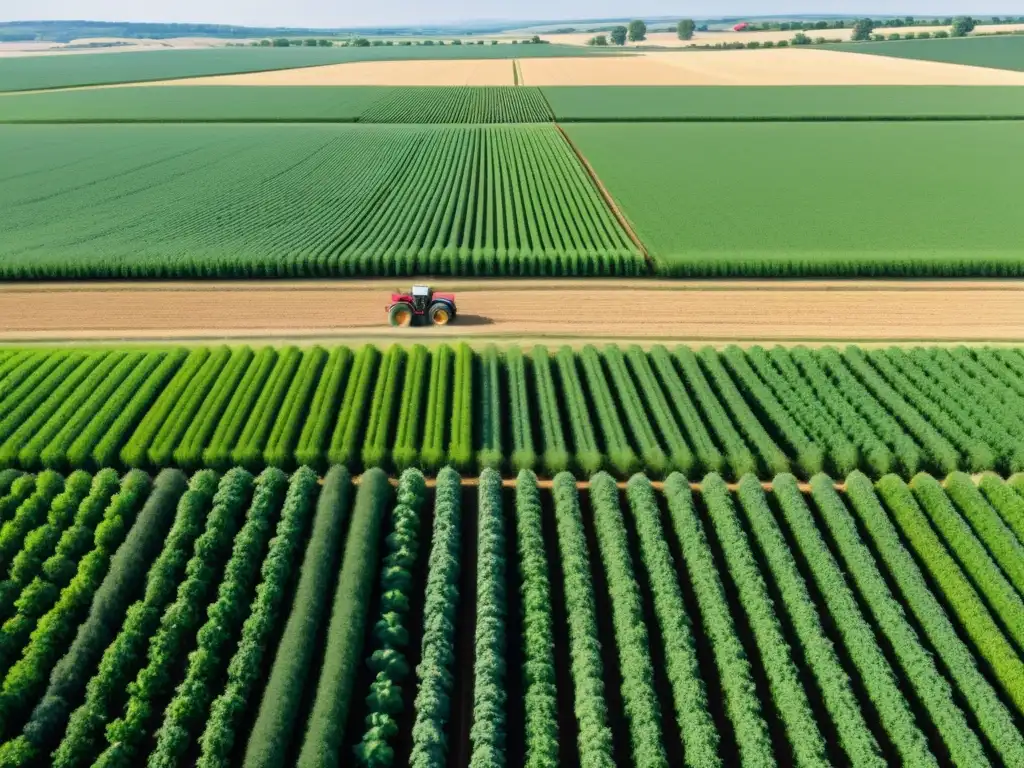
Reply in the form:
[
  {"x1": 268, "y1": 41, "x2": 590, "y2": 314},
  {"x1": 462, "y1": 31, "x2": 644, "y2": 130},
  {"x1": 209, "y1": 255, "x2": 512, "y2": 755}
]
[{"x1": 7, "y1": 2, "x2": 1021, "y2": 28}]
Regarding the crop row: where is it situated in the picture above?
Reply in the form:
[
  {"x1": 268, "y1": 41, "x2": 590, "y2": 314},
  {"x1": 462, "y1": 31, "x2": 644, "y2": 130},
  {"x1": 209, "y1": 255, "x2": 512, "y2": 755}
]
[
  {"x1": 358, "y1": 86, "x2": 554, "y2": 124},
  {"x1": 0, "y1": 123, "x2": 642, "y2": 279},
  {"x1": 2, "y1": 464, "x2": 1024, "y2": 765},
  {"x1": 5, "y1": 343, "x2": 1024, "y2": 480}
]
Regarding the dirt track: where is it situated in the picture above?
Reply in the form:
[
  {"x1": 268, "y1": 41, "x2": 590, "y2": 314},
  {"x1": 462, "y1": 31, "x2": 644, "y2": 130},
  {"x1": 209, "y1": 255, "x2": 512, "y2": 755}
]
[{"x1": 1, "y1": 279, "x2": 1023, "y2": 345}]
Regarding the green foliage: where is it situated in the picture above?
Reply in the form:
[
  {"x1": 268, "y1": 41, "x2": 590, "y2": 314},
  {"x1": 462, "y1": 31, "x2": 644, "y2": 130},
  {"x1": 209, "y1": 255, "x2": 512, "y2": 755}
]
[
  {"x1": 420, "y1": 345, "x2": 452, "y2": 472},
  {"x1": 391, "y1": 346, "x2": 428, "y2": 471},
  {"x1": 476, "y1": 346, "x2": 503, "y2": 471},
  {"x1": 588, "y1": 473, "x2": 665, "y2": 767},
  {"x1": 0, "y1": 354, "x2": 89, "y2": 453},
  {"x1": 808, "y1": 474, "x2": 986, "y2": 766},
  {"x1": 0, "y1": 470, "x2": 152, "y2": 740},
  {"x1": 362, "y1": 346, "x2": 407, "y2": 470},
  {"x1": 578, "y1": 346, "x2": 637, "y2": 475},
  {"x1": 846, "y1": 472, "x2": 1024, "y2": 763},
  {"x1": 231, "y1": 348, "x2": 303, "y2": 471},
  {"x1": 539, "y1": 347, "x2": 577, "y2": 473},
  {"x1": 737, "y1": 476, "x2": 882, "y2": 767},
  {"x1": 52, "y1": 470, "x2": 218, "y2": 768},
  {"x1": 600, "y1": 347, "x2": 668, "y2": 475},
  {"x1": 297, "y1": 468, "x2": 390, "y2": 768},
  {"x1": 264, "y1": 347, "x2": 328, "y2": 470},
  {"x1": 353, "y1": 468, "x2": 427, "y2": 767},
  {"x1": 662, "y1": 474, "x2": 772, "y2": 767},
  {"x1": 295, "y1": 348, "x2": 353, "y2": 471},
  {"x1": 551, "y1": 472, "x2": 614, "y2": 767},
  {"x1": 0, "y1": 470, "x2": 64, "y2": 573},
  {"x1": 610, "y1": 25, "x2": 627, "y2": 45},
  {"x1": 360, "y1": 86, "x2": 553, "y2": 123},
  {"x1": 149, "y1": 467, "x2": 290, "y2": 767},
  {"x1": 203, "y1": 348, "x2": 278, "y2": 470},
  {"x1": 329, "y1": 345, "x2": 380, "y2": 469},
  {"x1": 505, "y1": 348, "x2": 536, "y2": 472},
  {"x1": 409, "y1": 467, "x2": 462, "y2": 768},
  {"x1": 627, "y1": 20, "x2": 647, "y2": 43},
  {"x1": 677, "y1": 19, "x2": 696, "y2": 40},
  {"x1": 513, "y1": 470, "x2": 558, "y2": 767},
  {"x1": 622, "y1": 346, "x2": 694, "y2": 474},
  {"x1": 92, "y1": 468, "x2": 254, "y2": 768},
  {"x1": 447, "y1": 344, "x2": 474, "y2": 471},
  {"x1": 243, "y1": 466, "x2": 353, "y2": 768}
]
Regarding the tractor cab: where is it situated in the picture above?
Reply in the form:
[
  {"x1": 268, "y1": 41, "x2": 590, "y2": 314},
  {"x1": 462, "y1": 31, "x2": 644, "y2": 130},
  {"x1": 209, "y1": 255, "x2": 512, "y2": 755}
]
[
  {"x1": 410, "y1": 284, "x2": 433, "y2": 313},
  {"x1": 387, "y1": 285, "x2": 458, "y2": 327}
]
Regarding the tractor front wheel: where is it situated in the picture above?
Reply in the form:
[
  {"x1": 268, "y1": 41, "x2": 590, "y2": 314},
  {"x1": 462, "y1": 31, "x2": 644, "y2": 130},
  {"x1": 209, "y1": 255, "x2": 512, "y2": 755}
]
[
  {"x1": 429, "y1": 302, "x2": 452, "y2": 326},
  {"x1": 389, "y1": 302, "x2": 414, "y2": 327}
]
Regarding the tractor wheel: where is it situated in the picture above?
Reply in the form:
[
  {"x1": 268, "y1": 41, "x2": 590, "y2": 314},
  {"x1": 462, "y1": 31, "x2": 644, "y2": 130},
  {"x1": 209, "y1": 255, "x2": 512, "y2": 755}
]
[
  {"x1": 429, "y1": 302, "x2": 452, "y2": 327},
  {"x1": 389, "y1": 303, "x2": 414, "y2": 328}
]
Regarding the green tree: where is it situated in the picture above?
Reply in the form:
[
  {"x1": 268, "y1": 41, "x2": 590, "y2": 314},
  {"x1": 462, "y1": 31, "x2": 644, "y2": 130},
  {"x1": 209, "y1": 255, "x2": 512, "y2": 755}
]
[
  {"x1": 271, "y1": 38, "x2": 290, "y2": 47},
  {"x1": 610, "y1": 25, "x2": 628, "y2": 45},
  {"x1": 792, "y1": 32, "x2": 812, "y2": 45},
  {"x1": 627, "y1": 20, "x2": 647, "y2": 42},
  {"x1": 677, "y1": 19, "x2": 696, "y2": 40},
  {"x1": 951, "y1": 16, "x2": 977, "y2": 37},
  {"x1": 587, "y1": 35, "x2": 608, "y2": 46},
  {"x1": 851, "y1": 18, "x2": 875, "y2": 41}
]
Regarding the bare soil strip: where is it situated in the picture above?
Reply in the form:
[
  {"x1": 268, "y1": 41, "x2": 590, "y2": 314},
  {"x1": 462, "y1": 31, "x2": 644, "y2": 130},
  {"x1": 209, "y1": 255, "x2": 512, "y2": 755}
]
[{"x1": 2, "y1": 280, "x2": 1023, "y2": 344}]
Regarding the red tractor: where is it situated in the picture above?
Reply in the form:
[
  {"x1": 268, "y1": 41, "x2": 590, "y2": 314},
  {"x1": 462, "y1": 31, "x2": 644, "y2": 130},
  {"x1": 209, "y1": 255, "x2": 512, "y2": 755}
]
[{"x1": 387, "y1": 285, "x2": 457, "y2": 327}]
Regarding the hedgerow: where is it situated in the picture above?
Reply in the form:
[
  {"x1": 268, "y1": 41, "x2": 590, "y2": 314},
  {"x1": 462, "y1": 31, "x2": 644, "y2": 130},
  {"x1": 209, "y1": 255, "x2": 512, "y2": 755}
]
[
  {"x1": 0, "y1": 470, "x2": 187, "y2": 766},
  {"x1": 738, "y1": 476, "x2": 882, "y2": 767},
  {"x1": 362, "y1": 346, "x2": 407, "y2": 470},
  {"x1": 551, "y1": 472, "x2": 614, "y2": 767},
  {"x1": 588, "y1": 473, "x2": 666, "y2": 768},
  {"x1": 0, "y1": 470, "x2": 119, "y2": 670},
  {"x1": 295, "y1": 348, "x2": 352, "y2": 471},
  {"x1": 808, "y1": 474, "x2": 987, "y2": 767},
  {"x1": 89, "y1": 350, "x2": 188, "y2": 469},
  {"x1": 662, "y1": 473, "x2": 772, "y2": 767},
  {"x1": 477, "y1": 346, "x2": 503, "y2": 471},
  {"x1": 391, "y1": 346, "x2": 428, "y2": 471},
  {"x1": 174, "y1": 347, "x2": 254, "y2": 470},
  {"x1": 231, "y1": 348, "x2": 303, "y2": 470},
  {"x1": 52, "y1": 470, "x2": 219, "y2": 768},
  {"x1": 92, "y1": 468, "x2": 254, "y2": 768},
  {"x1": 243, "y1": 466, "x2": 353, "y2": 768},
  {"x1": 447, "y1": 344, "x2": 473, "y2": 471},
  {"x1": 702, "y1": 474, "x2": 826, "y2": 765},
  {"x1": 0, "y1": 469, "x2": 152, "y2": 741},
  {"x1": 419, "y1": 345, "x2": 452, "y2": 472},
  {"x1": 793, "y1": 477, "x2": 936, "y2": 766},
  {"x1": 196, "y1": 467, "x2": 319, "y2": 767},
  {"x1": 120, "y1": 349, "x2": 210, "y2": 468},
  {"x1": 513, "y1": 470, "x2": 558, "y2": 768},
  {"x1": 353, "y1": 468, "x2": 427, "y2": 767},
  {"x1": 468, "y1": 469, "x2": 507, "y2": 767},
  {"x1": 578, "y1": 346, "x2": 637, "y2": 475},
  {"x1": 784, "y1": 347, "x2": 896, "y2": 476},
  {"x1": 601, "y1": 347, "x2": 669, "y2": 475},
  {"x1": 0, "y1": 470, "x2": 64, "y2": 573},
  {"x1": 297, "y1": 468, "x2": 390, "y2": 768},
  {"x1": 145, "y1": 347, "x2": 231, "y2": 468},
  {"x1": 409, "y1": 467, "x2": 463, "y2": 768},
  {"x1": 328, "y1": 345, "x2": 381, "y2": 470},
  {"x1": 0, "y1": 472, "x2": 89, "y2": 624},
  {"x1": 978, "y1": 472, "x2": 1024, "y2": 544},
  {"x1": 910, "y1": 473, "x2": 1024, "y2": 649},
  {"x1": 202, "y1": 348, "x2": 278, "y2": 470},
  {"x1": 149, "y1": 467, "x2": 290, "y2": 767},
  {"x1": 263, "y1": 348, "x2": 327, "y2": 470},
  {"x1": 845, "y1": 471, "x2": 1024, "y2": 764}
]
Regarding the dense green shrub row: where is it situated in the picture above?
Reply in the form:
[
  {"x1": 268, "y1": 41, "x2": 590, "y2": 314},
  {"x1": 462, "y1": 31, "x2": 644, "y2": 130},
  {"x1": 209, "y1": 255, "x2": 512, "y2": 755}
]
[{"x1": 6, "y1": 344, "x2": 1024, "y2": 479}]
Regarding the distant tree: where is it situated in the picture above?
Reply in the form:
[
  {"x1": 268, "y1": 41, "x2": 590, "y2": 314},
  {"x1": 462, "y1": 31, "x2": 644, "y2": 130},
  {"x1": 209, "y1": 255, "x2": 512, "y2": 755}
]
[
  {"x1": 815, "y1": 21, "x2": 829, "y2": 29},
  {"x1": 871, "y1": 34, "x2": 886, "y2": 41},
  {"x1": 942, "y1": 17, "x2": 954, "y2": 25},
  {"x1": 792, "y1": 32, "x2": 812, "y2": 45},
  {"x1": 746, "y1": 41, "x2": 761, "y2": 48},
  {"x1": 371, "y1": 39, "x2": 385, "y2": 46},
  {"x1": 814, "y1": 37, "x2": 827, "y2": 44},
  {"x1": 888, "y1": 33, "x2": 902, "y2": 40},
  {"x1": 917, "y1": 31, "x2": 932, "y2": 39},
  {"x1": 451, "y1": 38, "x2": 462, "y2": 45},
  {"x1": 934, "y1": 30, "x2": 950, "y2": 38},
  {"x1": 352, "y1": 37, "x2": 370, "y2": 47},
  {"x1": 317, "y1": 39, "x2": 332, "y2": 46},
  {"x1": 490, "y1": 39, "x2": 499, "y2": 44},
  {"x1": 531, "y1": 35, "x2": 542, "y2": 43},
  {"x1": 610, "y1": 25, "x2": 628, "y2": 45},
  {"x1": 777, "y1": 39, "x2": 790, "y2": 47},
  {"x1": 272, "y1": 38, "x2": 290, "y2": 47},
  {"x1": 992, "y1": 16, "x2": 1002, "y2": 24},
  {"x1": 779, "y1": 22, "x2": 791, "y2": 31},
  {"x1": 476, "y1": 40, "x2": 484, "y2": 44},
  {"x1": 951, "y1": 16, "x2": 976, "y2": 37},
  {"x1": 851, "y1": 18, "x2": 874, "y2": 41},
  {"x1": 627, "y1": 20, "x2": 647, "y2": 42},
  {"x1": 677, "y1": 19, "x2": 696, "y2": 40},
  {"x1": 258, "y1": 39, "x2": 271, "y2": 46},
  {"x1": 422, "y1": 39, "x2": 434, "y2": 45},
  {"x1": 303, "y1": 38, "x2": 317, "y2": 46},
  {"x1": 588, "y1": 34, "x2": 609, "y2": 46},
  {"x1": 763, "y1": 40, "x2": 775, "y2": 48}
]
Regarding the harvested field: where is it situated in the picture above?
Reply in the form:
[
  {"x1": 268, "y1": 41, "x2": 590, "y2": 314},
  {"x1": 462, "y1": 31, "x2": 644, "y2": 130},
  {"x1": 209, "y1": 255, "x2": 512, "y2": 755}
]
[
  {"x1": 140, "y1": 58, "x2": 517, "y2": 86},
  {"x1": 519, "y1": 48, "x2": 1024, "y2": 85},
  {"x1": 2, "y1": 280, "x2": 1024, "y2": 343}
]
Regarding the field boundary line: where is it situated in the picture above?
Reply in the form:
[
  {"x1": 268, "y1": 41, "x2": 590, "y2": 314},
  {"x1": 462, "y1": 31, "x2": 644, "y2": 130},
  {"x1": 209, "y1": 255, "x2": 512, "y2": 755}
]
[
  {"x1": 554, "y1": 122, "x2": 652, "y2": 270},
  {"x1": 555, "y1": 115, "x2": 1024, "y2": 124}
]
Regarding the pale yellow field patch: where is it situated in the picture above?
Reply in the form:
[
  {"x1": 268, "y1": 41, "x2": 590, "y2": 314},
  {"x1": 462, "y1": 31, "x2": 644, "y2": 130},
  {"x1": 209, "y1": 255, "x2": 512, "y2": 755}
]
[
  {"x1": 136, "y1": 58, "x2": 516, "y2": 86},
  {"x1": 519, "y1": 48, "x2": 1024, "y2": 85}
]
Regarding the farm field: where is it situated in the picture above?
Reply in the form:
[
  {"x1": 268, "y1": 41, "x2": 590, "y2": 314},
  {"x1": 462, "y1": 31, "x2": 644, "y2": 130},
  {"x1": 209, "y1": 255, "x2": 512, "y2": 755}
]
[
  {"x1": 0, "y1": 44, "x2": 617, "y2": 92},
  {"x1": 0, "y1": 464, "x2": 1022, "y2": 767},
  {"x1": 5, "y1": 280, "x2": 1024, "y2": 343},
  {"x1": 566, "y1": 121, "x2": 1024, "y2": 277},
  {"x1": 827, "y1": 34, "x2": 1024, "y2": 73},
  {"x1": 0, "y1": 342, "x2": 1024, "y2": 479},
  {"x1": 0, "y1": 123, "x2": 641, "y2": 279}
]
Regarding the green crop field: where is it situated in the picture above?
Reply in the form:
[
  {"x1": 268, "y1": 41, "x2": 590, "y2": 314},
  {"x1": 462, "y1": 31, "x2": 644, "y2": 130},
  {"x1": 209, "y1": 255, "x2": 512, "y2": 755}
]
[
  {"x1": 0, "y1": 44, "x2": 619, "y2": 92},
  {"x1": 0, "y1": 463, "x2": 1022, "y2": 767},
  {"x1": 566, "y1": 120, "x2": 1024, "y2": 277},
  {"x1": 543, "y1": 84, "x2": 1024, "y2": 121},
  {"x1": 0, "y1": 342, "x2": 1022, "y2": 480},
  {"x1": 0, "y1": 85, "x2": 554, "y2": 124},
  {"x1": 0, "y1": 123, "x2": 641, "y2": 278},
  {"x1": 827, "y1": 35, "x2": 1024, "y2": 72}
]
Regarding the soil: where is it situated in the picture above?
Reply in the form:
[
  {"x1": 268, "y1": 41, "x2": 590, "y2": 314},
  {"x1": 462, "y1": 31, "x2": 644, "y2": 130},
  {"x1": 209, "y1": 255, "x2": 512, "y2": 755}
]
[{"x1": 2, "y1": 279, "x2": 1023, "y2": 344}]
